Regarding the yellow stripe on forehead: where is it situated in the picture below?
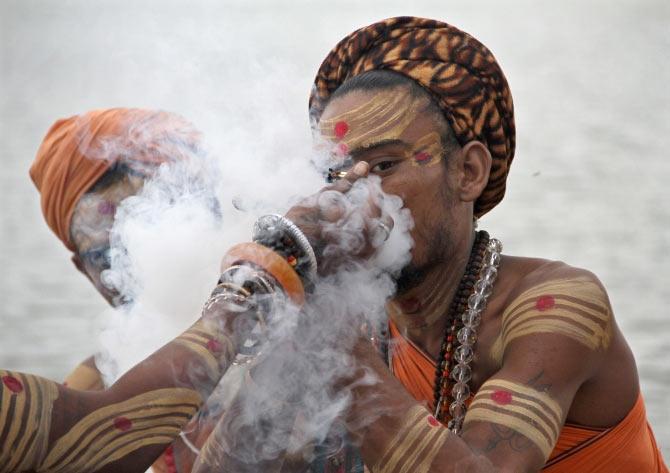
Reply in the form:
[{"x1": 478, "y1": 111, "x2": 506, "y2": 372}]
[
  {"x1": 464, "y1": 378, "x2": 563, "y2": 460},
  {"x1": 490, "y1": 277, "x2": 612, "y2": 364},
  {"x1": 319, "y1": 92, "x2": 419, "y2": 151}
]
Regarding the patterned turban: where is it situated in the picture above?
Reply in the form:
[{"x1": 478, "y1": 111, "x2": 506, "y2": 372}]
[
  {"x1": 309, "y1": 16, "x2": 515, "y2": 216},
  {"x1": 30, "y1": 108, "x2": 199, "y2": 252}
]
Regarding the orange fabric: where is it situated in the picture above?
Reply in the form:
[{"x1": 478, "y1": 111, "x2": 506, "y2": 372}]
[
  {"x1": 389, "y1": 320, "x2": 668, "y2": 472},
  {"x1": 30, "y1": 108, "x2": 198, "y2": 251}
]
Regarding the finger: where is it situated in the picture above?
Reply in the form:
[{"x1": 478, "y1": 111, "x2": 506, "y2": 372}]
[{"x1": 326, "y1": 161, "x2": 369, "y2": 194}]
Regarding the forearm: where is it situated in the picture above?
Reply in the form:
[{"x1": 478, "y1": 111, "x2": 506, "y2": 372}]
[
  {"x1": 346, "y1": 339, "x2": 494, "y2": 473},
  {"x1": 0, "y1": 303, "x2": 242, "y2": 473}
]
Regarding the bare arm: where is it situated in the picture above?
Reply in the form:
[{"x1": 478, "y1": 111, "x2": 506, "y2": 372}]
[{"x1": 0, "y1": 287, "x2": 245, "y2": 473}]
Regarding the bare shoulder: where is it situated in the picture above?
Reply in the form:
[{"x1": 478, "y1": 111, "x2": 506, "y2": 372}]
[
  {"x1": 489, "y1": 257, "x2": 616, "y2": 367},
  {"x1": 500, "y1": 257, "x2": 612, "y2": 316}
]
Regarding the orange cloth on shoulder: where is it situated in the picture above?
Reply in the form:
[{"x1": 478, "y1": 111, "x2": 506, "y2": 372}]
[
  {"x1": 388, "y1": 320, "x2": 668, "y2": 472},
  {"x1": 30, "y1": 108, "x2": 198, "y2": 252}
]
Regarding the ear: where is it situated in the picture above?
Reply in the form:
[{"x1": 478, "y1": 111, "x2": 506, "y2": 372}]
[
  {"x1": 71, "y1": 253, "x2": 94, "y2": 284},
  {"x1": 456, "y1": 141, "x2": 492, "y2": 203}
]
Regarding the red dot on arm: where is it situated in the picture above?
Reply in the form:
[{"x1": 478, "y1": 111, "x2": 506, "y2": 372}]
[
  {"x1": 427, "y1": 415, "x2": 441, "y2": 427},
  {"x1": 2, "y1": 375, "x2": 23, "y2": 393},
  {"x1": 113, "y1": 416, "x2": 133, "y2": 431},
  {"x1": 207, "y1": 339, "x2": 223, "y2": 353},
  {"x1": 536, "y1": 295, "x2": 555, "y2": 311},
  {"x1": 491, "y1": 390, "x2": 513, "y2": 405}
]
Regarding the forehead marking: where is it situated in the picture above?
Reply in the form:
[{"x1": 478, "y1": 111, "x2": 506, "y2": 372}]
[
  {"x1": 320, "y1": 92, "x2": 418, "y2": 151},
  {"x1": 334, "y1": 121, "x2": 349, "y2": 139}
]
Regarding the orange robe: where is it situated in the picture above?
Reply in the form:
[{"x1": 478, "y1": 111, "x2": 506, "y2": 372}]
[{"x1": 389, "y1": 321, "x2": 668, "y2": 472}]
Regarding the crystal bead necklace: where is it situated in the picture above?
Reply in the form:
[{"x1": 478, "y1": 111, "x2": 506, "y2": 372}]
[{"x1": 432, "y1": 230, "x2": 502, "y2": 434}]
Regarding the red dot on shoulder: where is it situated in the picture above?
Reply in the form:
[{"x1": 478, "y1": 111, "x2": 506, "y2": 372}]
[
  {"x1": 113, "y1": 416, "x2": 133, "y2": 431},
  {"x1": 2, "y1": 375, "x2": 23, "y2": 393},
  {"x1": 491, "y1": 390, "x2": 513, "y2": 405},
  {"x1": 334, "y1": 121, "x2": 349, "y2": 139},
  {"x1": 536, "y1": 295, "x2": 555, "y2": 311}
]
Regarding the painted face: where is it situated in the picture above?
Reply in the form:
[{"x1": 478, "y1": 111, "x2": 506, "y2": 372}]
[
  {"x1": 70, "y1": 172, "x2": 146, "y2": 305},
  {"x1": 319, "y1": 89, "x2": 446, "y2": 172},
  {"x1": 318, "y1": 88, "x2": 459, "y2": 272}
]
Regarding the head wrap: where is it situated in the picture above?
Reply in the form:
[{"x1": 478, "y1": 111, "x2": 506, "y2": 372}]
[
  {"x1": 30, "y1": 108, "x2": 199, "y2": 252},
  {"x1": 309, "y1": 16, "x2": 515, "y2": 216}
]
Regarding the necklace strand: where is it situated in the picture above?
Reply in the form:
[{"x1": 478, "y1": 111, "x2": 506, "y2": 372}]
[{"x1": 432, "y1": 230, "x2": 502, "y2": 434}]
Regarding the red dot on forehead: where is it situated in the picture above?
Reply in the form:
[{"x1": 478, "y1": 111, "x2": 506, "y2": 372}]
[
  {"x1": 335, "y1": 142, "x2": 349, "y2": 156},
  {"x1": 98, "y1": 201, "x2": 116, "y2": 215},
  {"x1": 334, "y1": 121, "x2": 349, "y2": 139},
  {"x1": 491, "y1": 390, "x2": 513, "y2": 405},
  {"x1": 113, "y1": 416, "x2": 133, "y2": 431},
  {"x1": 427, "y1": 415, "x2": 440, "y2": 427},
  {"x1": 414, "y1": 152, "x2": 431, "y2": 162},
  {"x1": 536, "y1": 295, "x2": 555, "y2": 311},
  {"x1": 2, "y1": 375, "x2": 23, "y2": 393}
]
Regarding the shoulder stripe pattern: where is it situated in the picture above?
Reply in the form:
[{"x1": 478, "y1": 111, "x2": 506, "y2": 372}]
[{"x1": 490, "y1": 277, "x2": 612, "y2": 364}]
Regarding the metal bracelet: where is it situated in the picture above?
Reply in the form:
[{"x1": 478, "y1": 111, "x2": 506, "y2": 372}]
[{"x1": 252, "y1": 213, "x2": 318, "y2": 279}]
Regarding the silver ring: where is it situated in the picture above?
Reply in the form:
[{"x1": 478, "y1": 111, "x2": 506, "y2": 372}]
[{"x1": 377, "y1": 221, "x2": 391, "y2": 241}]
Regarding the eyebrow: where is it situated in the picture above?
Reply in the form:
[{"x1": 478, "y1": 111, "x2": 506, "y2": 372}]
[{"x1": 349, "y1": 138, "x2": 409, "y2": 159}]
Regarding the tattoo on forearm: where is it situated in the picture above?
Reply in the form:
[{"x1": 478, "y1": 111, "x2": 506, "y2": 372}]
[
  {"x1": 490, "y1": 277, "x2": 612, "y2": 364},
  {"x1": 463, "y1": 378, "x2": 563, "y2": 460},
  {"x1": 372, "y1": 405, "x2": 450, "y2": 473}
]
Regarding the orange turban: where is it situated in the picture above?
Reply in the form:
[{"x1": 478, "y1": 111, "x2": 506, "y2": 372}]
[
  {"x1": 30, "y1": 108, "x2": 199, "y2": 252},
  {"x1": 310, "y1": 17, "x2": 516, "y2": 216}
]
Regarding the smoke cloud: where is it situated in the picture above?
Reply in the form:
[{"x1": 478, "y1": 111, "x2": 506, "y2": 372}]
[{"x1": 88, "y1": 73, "x2": 414, "y2": 469}]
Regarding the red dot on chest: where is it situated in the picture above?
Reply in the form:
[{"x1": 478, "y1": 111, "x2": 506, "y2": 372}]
[
  {"x1": 2, "y1": 375, "x2": 23, "y2": 394},
  {"x1": 113, "y1": 416, "x2": 133, "y2": 431},
  {"x1": 490, "y1": 390, "x2": 513, "y2": 405},
  {"x1": 535, "y1": 295, "x2": 556, "y2": 311}
]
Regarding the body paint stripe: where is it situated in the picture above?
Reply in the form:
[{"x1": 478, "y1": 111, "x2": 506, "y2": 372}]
[{"x1": 41, "y1": 388, "x2": 200, "y2": 469}]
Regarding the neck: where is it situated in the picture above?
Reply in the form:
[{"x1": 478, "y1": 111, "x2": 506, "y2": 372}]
[{"x1": 389, "y1": 230, "x2": 475, "y2": 360}]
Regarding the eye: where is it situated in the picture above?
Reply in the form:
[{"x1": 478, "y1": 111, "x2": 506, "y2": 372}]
[{"x1": 370, "y1": 159, "x2": 400, "y2": 174}]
